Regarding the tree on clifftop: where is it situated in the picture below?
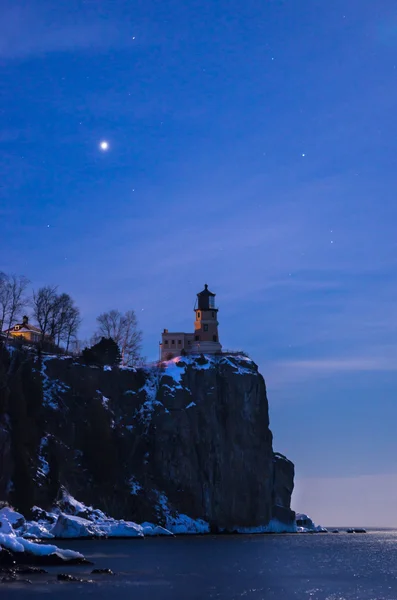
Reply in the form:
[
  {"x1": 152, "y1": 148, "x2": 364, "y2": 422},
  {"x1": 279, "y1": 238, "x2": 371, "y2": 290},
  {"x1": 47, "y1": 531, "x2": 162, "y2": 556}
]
[
  {"x1": 32, "y1": 286, "x2": 81, "y2": 347},
  {"x1": 82, "y1": 337, "x2": 122, "y2": 367},
  {"x1": 0, "y1": 273, "x2": 30, "y2": 337},
  {"x1": 94, "y1": 309, "x2": 142, "y2": 366}
]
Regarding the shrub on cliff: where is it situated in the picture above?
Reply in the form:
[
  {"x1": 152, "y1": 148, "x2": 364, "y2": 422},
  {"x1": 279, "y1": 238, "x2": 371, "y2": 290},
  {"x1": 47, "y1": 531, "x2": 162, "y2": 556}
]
[{"x1": 81, "y1": 337, "x2": 121, "y2": 367}]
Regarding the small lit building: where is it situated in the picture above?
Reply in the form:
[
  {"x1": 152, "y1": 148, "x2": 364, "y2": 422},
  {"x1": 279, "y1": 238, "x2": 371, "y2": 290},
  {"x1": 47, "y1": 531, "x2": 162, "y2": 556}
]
[
  {"x1": 160, "y1": 284, "x2": 222, "y2": 361},
  {"x1": 4, "y1": 316, "x2": 42, "y2": 344}
]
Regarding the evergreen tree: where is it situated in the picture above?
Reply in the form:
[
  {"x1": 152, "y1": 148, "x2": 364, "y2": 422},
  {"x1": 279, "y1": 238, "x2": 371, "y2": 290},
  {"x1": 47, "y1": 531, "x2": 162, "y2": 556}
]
[{"x1": 81, "y1": 337, "x2": 122, "y2": 367}]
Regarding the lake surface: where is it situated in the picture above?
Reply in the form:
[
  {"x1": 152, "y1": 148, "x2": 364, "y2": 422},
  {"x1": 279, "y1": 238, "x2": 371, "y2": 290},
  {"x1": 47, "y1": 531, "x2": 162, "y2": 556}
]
[{"x1": 4, "y1": 531, "x2": 397, "y2": 599}]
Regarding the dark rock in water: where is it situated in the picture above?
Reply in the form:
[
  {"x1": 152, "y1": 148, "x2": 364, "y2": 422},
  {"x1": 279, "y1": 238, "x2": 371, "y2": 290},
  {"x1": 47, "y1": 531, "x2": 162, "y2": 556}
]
[
  {"x1": 0, "y1": 566, "x2": 46, "y2": 579},
  {"x1": 0, "y1": 351, "x2": 295, "y2": 532},
  {"x1": 1, "y1": 571, "x2": 17, "y2": 582},
  {"x1": 347, "y1": 528, "x2": 367, "y2": 534},
  {"x1": 36, "y1": 554, "x2": 92, "y2": 566},
  {"x1": 16, "y1": 566, "x2": 48, "y2": 574},
  {"x1": 91, "y1": 568, "x2": 115, "y2": 575},
  {"x1": 0, "y1": 548, "x2": 91, "y2": 568},
  {"x1": 332, "y1": 529, "x2": 339, "y2": 533},
  {"x1": 57, "y1": 573, "x2": 93, "y2": 583}
]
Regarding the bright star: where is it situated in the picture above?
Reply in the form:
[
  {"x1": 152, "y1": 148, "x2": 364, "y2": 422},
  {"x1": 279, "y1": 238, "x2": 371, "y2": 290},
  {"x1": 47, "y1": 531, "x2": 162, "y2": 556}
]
[
  {"x1": 100, "y1": 141, "x2": 109, "y2": 151},
  {"x1": 301, "y1": 153, "x2": 306, "y2": 157}
]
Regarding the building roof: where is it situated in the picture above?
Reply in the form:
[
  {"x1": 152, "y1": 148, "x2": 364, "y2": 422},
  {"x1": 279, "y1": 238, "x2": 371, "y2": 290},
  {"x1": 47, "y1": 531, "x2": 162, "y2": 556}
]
[
  {"x1": 196, "y1": 284, "x2": 218, "y2": 311},
  {"x1": 4, "y1": 318, "x2": 41, "y2": 335},
  {"x1": 197, "y1": 283, "x2": 215, "y2": 297},
  {"x1": 162, "y1": 332, "x2": 192, "y2": 336}
]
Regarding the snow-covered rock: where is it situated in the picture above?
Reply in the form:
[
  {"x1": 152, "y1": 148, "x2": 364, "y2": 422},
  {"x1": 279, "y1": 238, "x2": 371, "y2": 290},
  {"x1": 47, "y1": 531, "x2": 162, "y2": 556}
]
[
  {"x1": 22, "y1": 521, "x2": 54, "y2": 539},
  {"x1": 57, "y1": 489, "x2": 107, "y2": 521},
  {"x1": 0, "y1": 516, "x2": 14, "y2": 534},
  {"x1": 50, "y1": 510, "x2": 144, "y2": 539},
  {"x1": 295, "y1": 513, "x2": 327, "y2": 533},
  {"x1": 31, "y1": 506, "x2": 58, "y2": 524},
  {"x1": 166, "y1": 513, "x2": 210, "y2": 534},
  {"x1": 141, "y1": 522, "x2": 174, "y2": 536},
  {"x1": 0, "y1": 507, "x2": 25, "y2": 529},
  {"x1": 51, "y1": 514, "x2": 98, "y2": 538},
  {"x1": 0, "y1": 519, "x2": 85, "y2": 563},
  {"x1": 156, "y1": 492, "x2": 210, "y2": 534},
  {"x1": 101, "y1": 521, "x2": 143, "y2": 537}
]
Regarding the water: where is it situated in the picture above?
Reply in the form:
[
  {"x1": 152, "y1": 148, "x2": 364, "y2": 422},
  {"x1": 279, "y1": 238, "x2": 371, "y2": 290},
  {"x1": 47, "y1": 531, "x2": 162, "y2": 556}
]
[{"x1": 4, "y1": 531, "x2": 397, "y2": 599}]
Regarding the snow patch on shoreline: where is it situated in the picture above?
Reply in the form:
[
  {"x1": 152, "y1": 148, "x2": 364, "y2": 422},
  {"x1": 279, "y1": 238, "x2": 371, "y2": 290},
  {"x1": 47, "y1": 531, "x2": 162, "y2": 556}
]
[
  {"x1": 235, "y1": 519, "x2": 297, "y2": 534},
  {"x1": 0, "y1": 514, "x2": 84, "y2": 560},
  {"x1": 295, "y1": 513, "x2": 328, "y2": 533},
  {"x1": 156, "y1": 492, "x2": 210, "y2": 534},
  {"x1": 0, "y1": 499, "x2": 309, "y2": 542}
]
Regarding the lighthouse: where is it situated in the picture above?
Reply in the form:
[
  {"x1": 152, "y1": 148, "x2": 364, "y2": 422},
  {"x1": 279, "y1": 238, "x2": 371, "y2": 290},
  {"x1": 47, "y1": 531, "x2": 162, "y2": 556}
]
[
  {"x1": 160, "y1": 284, "x2": 222, "y2": 360},
  {"x1": 192, "y1": 284, "x2": 222, "y2": 354}
]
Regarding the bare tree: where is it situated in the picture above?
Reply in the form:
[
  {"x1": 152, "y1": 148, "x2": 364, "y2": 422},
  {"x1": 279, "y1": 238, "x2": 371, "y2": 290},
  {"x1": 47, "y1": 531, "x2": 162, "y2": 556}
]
[
  {"x1": 32, "y1": 287, "x2": 81, "y2": 348},
  {"x1": 95, "y1": 309, "x2": 143, "y2": 366},
  {"x1": 32, "y1": 286, "x2": 59, "y2": 342},
  {"x1": 64, "y1": 305, "x2": 81, "y2": 352},
  {"x1": 96, "y1": 309, "x2": 123, "y2": 341},
  {"x1": 0, "y1": 272, "x2": 11, "y2": 332},
  {"x1": 49, "y1": 293, "x2": 73, "y2": 345},
  {"x1": 120, "y1": 310, "x2": 143, "y2": 366},
  {"x1": 0, "y1": 273, "x2": 30, "y2": 339}
]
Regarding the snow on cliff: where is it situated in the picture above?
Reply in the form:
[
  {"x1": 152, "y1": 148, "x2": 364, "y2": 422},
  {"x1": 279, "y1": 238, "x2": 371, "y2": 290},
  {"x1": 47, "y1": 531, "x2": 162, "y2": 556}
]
[{"x1": 162, "y1": 354, "x2": 258, "y2": 381}]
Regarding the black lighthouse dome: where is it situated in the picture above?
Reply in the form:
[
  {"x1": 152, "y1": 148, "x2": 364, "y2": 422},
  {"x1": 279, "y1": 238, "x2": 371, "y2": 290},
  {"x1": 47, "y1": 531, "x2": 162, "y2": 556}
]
[{"x1": 196, "y1": 284, "x2": 217, "y2": 311}]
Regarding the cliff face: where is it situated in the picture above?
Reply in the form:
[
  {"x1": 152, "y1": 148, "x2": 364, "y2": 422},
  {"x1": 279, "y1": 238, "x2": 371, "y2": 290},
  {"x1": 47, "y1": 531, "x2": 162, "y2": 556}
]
[{"x1": 0, "y1": 349, "x2": 295, "y2": 530}]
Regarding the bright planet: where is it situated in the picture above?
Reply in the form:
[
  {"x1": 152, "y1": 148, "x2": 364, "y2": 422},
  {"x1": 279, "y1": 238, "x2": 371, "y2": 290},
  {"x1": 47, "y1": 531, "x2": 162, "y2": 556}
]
[{"x1": 99, "y1": 140, "x2": 109, "y2": 151}]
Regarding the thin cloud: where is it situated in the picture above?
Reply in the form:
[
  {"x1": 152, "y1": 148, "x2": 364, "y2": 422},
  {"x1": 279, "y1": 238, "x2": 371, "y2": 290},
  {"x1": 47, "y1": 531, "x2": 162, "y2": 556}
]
[
  {"x1": 264, "y1": 350, "x2": 397, "y2": 392},
  {"x1": 275, "y1": 355, "x2": 396, "y2": 374},
  {"x1": 0, "y1": 5, "x2": 137, "y2": 59}
]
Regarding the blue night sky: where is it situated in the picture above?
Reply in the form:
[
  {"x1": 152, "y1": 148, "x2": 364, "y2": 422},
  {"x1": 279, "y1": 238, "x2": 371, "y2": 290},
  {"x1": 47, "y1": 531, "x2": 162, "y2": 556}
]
[{"x1": 1, "y1": 0, "x2": 397, "y2": 526}]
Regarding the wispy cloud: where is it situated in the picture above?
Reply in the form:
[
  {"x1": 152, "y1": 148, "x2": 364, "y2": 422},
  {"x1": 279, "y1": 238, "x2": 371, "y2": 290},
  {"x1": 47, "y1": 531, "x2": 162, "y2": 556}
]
[
  {"x1": 266, "y1": 353, "x2": 397, "y2": 391},
  {"x1": 0, "y1": 4, "x2": 137, "y2": 60}
]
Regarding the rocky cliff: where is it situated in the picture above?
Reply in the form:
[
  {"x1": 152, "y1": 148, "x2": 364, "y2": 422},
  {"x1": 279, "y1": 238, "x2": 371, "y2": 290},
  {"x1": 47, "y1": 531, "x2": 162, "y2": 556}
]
[{"x1": 0, "y1": 347, "x2": 295, "y2": 531}]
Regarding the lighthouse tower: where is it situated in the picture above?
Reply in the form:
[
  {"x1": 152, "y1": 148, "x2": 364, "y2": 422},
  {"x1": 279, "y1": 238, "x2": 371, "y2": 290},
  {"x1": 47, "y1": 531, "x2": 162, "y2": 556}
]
[{"x1": 191, "y1": 284, "x2": 222, "y2": 354}]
